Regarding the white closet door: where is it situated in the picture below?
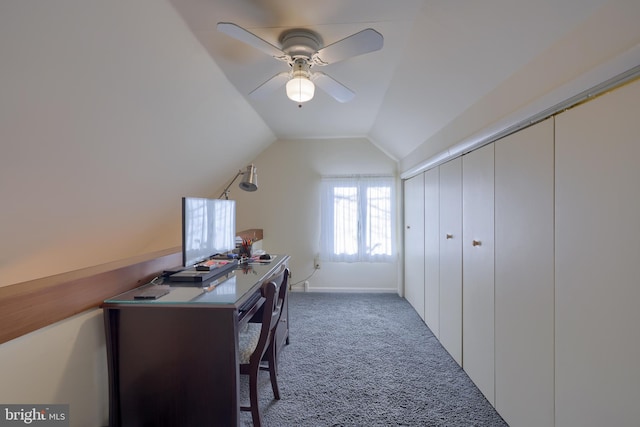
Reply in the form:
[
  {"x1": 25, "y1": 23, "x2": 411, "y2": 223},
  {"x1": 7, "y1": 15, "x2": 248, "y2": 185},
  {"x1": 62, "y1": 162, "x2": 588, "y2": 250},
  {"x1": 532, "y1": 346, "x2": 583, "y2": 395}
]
[
  {"x1": 438, "y1": 157, "x2": 462, "y2": 365},
  {"x1": 403, "y1": 173, "x2": 425, "y2": 319},
  {"x1": 555, "y1": 79, "x2": 640, "y2": 427},
  {"x1": 462, "y1": 143, "x2": 495, "y2": 405},
  {"x1": 424, "y1": 167, "x2": 440, "y2": 336},
  {"x1": 495, "y1": 118, "x2": 554, "y2": 427}
]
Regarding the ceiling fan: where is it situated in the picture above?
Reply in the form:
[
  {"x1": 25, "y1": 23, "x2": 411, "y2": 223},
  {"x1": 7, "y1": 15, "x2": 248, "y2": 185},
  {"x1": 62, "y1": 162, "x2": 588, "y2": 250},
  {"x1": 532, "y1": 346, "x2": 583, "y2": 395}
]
[{"x1": 217, "y1": 22, "x2": 383, "y2": 104}]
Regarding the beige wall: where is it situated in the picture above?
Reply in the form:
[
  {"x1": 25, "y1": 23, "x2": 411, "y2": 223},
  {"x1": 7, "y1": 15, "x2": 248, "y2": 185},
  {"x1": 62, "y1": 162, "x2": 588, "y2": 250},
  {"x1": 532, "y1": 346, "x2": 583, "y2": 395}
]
[
  {"x1": 0, "y1": 310, "x2": 107, "y2": 426},
  {"x1": 232, "y1": 137, "x2": 400, "y2": 292},
  {"x1": 0, "y1": 1, "x2": 273, "y2": 425},
  {"x1": 0, "y1": 0, "x2": 275, "y2": 288}
]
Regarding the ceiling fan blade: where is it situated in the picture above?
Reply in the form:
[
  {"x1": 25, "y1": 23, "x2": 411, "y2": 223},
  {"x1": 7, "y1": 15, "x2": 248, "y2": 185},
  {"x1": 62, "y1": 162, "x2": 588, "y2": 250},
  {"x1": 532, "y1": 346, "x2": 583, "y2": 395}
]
[
  {"x1": 217, "y1": 22, "x2": 288, "y2": 61},
  {"x1": 313, "y1": 28, "x2": 383, "y2": 66},
  {"x1": 248, "y1": 72, "x2": 290, "y2": 99},
  {"x1": 312, "y1": 72, "x2": 355, "y2": 103}
]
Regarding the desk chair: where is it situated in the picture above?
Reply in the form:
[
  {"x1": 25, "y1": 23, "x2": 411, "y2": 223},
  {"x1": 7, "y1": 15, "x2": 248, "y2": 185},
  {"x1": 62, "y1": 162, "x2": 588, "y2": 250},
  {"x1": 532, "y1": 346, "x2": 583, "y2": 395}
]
[
  {"x1": 272, "y1": 268, "x2": 290, "y2": 353},
  {"x1": 238, "y1": 280, "x2": 280, "y2": 427},
  {"x1": 248, "y1": 267, "x2": 290, "y2": 372}
]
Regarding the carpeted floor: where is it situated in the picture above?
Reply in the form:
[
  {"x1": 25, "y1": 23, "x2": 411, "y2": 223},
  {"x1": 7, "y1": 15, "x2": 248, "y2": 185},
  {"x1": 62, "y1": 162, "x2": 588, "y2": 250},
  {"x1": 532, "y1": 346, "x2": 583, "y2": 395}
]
[{"x1": 239, "y1": 292, "x2": 508, "y2": 426}]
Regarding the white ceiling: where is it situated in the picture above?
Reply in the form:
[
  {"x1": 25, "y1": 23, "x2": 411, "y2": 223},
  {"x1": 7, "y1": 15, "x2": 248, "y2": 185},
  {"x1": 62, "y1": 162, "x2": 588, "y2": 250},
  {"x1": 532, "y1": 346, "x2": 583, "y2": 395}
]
[{"x1": 168, "y1": 0, "x2": 609, "y2": 160}]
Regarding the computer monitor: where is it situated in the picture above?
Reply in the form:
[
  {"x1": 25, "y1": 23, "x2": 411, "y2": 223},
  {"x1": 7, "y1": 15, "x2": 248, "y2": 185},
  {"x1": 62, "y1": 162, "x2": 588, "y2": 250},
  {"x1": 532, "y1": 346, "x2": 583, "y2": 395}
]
[{"x1": 182, "y1": 197, "x2": 236, "y2": 267}]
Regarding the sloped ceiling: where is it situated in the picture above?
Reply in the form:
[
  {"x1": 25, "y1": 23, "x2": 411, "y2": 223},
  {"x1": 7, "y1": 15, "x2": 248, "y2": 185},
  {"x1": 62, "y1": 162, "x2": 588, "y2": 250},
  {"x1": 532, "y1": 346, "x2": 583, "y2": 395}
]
[{"x1": 169, "y1": 0, "x2": 610, "y2": 161}]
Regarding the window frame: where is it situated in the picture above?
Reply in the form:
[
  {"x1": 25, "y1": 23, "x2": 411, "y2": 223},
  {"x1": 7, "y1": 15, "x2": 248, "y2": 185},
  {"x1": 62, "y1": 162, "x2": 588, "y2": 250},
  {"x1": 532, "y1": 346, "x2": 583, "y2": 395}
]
[{"x1": 319, "y1": 175, "x2": 396, "y2": 263}]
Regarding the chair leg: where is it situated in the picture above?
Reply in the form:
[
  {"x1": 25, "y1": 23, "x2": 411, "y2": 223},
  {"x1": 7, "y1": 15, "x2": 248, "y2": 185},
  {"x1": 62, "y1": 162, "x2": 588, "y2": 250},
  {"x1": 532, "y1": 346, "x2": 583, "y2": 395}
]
[
  {"x1": 267, "y1": 342, "x2": 281, "y2": 400},
  {"x1": 249, "y1": 369, "x2": 262, "y2": 427}
]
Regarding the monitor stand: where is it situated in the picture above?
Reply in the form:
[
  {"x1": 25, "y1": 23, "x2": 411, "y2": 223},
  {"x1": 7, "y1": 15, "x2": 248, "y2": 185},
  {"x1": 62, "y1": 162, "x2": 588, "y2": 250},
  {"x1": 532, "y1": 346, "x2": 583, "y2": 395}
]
[{"x1": 168, "y1": 260, "x2": 238, "y2": 283}]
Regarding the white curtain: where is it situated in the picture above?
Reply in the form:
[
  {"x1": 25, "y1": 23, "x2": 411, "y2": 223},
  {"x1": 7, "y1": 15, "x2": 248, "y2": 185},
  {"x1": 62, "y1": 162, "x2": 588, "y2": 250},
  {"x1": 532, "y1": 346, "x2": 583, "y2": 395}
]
[{"x1": 320, "y1": 175, "x2": 396, "y2": 262}]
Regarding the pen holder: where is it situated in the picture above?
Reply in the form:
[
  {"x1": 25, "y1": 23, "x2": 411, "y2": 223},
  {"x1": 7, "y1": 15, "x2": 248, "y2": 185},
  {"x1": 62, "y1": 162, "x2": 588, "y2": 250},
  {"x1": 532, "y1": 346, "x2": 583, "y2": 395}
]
[{"x1": 239, "y1": 243, "x2": 252, "y2": 258}]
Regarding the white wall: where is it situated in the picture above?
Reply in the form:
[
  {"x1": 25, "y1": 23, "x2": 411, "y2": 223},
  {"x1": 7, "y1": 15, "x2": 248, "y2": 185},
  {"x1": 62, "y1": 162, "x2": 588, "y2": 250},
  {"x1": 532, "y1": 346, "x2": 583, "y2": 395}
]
[
  {"x1": 400, "y1": 0, "x2": 640, "y2": 175},
  {"x1": 232, "y1": 137, "x2": 400, "y2": 292}
]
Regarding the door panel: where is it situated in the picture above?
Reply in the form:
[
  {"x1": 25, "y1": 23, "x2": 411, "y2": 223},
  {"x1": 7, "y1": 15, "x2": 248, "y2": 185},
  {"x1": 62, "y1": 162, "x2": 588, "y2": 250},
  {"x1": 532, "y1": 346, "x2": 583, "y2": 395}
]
[
  {"x1": 462, "y1": 143, "x2": 495, "y2": 405},
  {"x1": 438, "y1": 157, "x2": 462, "y2": 365},
  {"x1": 403, "y1": 173, "x2": 425, "y2": 319},
  {"x1": 424, "y1": 167, "x2": 440, "y2": 336},
  {"x1": 555, "y1": 79, "x2": 640, "y2": 427},
  {"x1": 495, "y1": 118, "x2": 554, "y2": 427}
]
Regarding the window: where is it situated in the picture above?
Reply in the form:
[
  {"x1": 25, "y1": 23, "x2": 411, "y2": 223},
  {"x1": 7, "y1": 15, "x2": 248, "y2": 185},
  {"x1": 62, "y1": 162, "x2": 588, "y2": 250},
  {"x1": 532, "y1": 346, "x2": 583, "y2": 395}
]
[{"x1": 320, "y1": 176, "x2": 396, "y2": 262}]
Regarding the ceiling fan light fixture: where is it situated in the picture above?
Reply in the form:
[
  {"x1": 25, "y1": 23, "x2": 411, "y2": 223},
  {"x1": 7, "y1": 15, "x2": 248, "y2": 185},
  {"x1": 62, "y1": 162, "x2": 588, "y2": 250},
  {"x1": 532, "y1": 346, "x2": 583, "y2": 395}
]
[{"x1": 286, "y1": 75, "x2": 315, "y2": 103}]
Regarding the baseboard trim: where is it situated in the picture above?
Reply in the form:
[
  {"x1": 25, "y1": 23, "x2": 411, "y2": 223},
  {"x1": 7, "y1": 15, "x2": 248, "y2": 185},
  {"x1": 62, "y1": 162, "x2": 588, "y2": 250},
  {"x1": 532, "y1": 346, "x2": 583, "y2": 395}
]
[{"x1": 293, "y1": 286, "x2": 399, "y2": 293}]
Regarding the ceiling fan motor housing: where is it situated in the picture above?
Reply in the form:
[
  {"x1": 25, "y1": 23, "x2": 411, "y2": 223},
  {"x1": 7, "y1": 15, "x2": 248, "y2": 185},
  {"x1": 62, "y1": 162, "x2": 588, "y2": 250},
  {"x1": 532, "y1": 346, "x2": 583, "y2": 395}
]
[{"x1": 280, "y1": 29, "x2": 321, "y2": 60}]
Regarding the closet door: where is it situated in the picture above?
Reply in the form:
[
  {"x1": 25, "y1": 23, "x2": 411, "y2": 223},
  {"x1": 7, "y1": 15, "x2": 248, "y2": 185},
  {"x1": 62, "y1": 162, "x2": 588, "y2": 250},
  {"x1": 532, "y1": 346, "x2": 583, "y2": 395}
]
[
  {"x1": 462, "y1": 143, "x2": 495, "y2": 404},
  {"x1": 424, "y1": 167, "x2": 440, "y2": 336},
  {"x1": 494, "y1": 118, "x2": 554, "y2": 427},
  {"x1": 555, "y1": 79, "x2": 640, "y2": 427},
  {"x1": 403, "y1": 173, "x2": 425, "y2": 319},
  {"x1": 438, "y1": 157, "x2": 462, "y2": 365}
]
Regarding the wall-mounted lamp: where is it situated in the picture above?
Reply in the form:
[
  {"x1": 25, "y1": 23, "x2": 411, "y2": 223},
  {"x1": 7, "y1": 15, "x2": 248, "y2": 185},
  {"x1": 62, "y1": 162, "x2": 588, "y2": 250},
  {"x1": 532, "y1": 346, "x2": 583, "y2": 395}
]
[{"x1": 220, "y1": 164, "x2": 258, "y2": 199}]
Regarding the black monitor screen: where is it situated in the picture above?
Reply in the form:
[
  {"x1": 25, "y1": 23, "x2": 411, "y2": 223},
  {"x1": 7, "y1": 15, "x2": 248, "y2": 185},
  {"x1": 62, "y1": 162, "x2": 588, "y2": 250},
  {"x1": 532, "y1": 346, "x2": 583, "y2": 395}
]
[{"x1": 182, "y1": 197, "x2": 236, "y2": 267}]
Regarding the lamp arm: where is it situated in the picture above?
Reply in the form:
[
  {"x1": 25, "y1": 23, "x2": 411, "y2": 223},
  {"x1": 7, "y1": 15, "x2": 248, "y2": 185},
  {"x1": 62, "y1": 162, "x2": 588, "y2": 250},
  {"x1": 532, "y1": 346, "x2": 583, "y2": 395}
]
[{"x1": 219, "y1": 170, "x2": 244, "y2": 199}]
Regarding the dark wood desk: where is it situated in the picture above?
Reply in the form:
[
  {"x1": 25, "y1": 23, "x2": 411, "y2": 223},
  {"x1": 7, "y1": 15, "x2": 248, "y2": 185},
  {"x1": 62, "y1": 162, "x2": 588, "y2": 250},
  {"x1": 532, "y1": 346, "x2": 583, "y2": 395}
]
[{"x1": 102, "y1": 255, "x2": 290, "y2": 427}]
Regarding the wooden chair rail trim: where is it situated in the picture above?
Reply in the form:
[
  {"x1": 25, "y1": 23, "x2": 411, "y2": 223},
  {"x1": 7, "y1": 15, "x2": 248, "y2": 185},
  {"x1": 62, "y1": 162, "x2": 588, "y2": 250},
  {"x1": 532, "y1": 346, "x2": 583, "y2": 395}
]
[{"x1": 0, "y1": 247, "x2": 182, "y2": 345}]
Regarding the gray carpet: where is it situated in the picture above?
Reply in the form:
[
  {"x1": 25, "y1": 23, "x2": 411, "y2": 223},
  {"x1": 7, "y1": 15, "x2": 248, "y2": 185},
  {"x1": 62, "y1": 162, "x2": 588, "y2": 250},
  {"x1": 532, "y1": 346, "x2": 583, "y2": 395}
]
[{"x1": 239, "y1": 292, "x2": 508, "y2": 427}]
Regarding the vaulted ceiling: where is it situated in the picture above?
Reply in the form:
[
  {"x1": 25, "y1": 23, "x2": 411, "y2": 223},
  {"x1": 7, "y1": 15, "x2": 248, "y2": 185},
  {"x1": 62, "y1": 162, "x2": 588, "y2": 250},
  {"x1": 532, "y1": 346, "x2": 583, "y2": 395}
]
[{"x1": 168, "y1": 0, "x2": 609, "y2": 161}]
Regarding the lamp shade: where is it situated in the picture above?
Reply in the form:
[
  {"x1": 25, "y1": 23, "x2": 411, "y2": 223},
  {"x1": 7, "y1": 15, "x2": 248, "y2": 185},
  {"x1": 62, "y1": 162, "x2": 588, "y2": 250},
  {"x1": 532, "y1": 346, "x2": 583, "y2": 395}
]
[
  {"x1": 239, "y1": 164, "x2": 258, "y2": 192},
  {"x1": 286, "y1": 76, "x2": 315, "y2": 103}
]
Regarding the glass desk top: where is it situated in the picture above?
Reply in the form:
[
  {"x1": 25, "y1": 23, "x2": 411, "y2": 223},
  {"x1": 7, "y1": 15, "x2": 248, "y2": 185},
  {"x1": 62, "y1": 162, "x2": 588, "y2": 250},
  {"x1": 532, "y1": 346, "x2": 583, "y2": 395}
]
[{"x1": 103, "y1": 255, "x2": 287, "y2": 307}]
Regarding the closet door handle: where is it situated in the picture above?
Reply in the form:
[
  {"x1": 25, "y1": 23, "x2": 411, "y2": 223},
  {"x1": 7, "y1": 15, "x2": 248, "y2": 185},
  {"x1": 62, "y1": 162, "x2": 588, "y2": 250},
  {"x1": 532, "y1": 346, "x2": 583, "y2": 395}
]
[
  {"x1": 446, "y1": 234, "x2": 453, "y2": 239},
  {"x1": 472, "y1": 240, "x2": 482, "y2": 247}
]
